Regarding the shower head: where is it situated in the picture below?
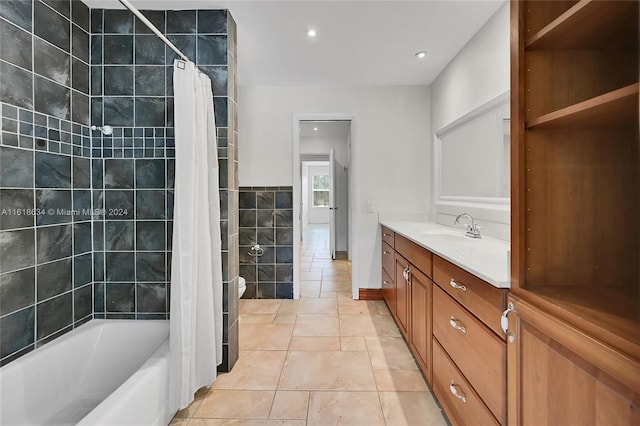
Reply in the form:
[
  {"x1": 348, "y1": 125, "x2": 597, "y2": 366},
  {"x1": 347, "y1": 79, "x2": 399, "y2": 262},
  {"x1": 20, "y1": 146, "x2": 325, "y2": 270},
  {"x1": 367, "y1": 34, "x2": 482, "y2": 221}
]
[{"x1": 91, "y1": 125, "x2": 113, "y2": 135}]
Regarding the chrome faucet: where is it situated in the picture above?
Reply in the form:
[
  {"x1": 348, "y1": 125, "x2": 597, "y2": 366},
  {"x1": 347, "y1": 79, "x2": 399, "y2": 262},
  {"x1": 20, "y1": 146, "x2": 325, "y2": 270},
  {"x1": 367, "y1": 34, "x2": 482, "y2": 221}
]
[{"x1": 455, "y1": 213, "x2": 482, "y2": 239}]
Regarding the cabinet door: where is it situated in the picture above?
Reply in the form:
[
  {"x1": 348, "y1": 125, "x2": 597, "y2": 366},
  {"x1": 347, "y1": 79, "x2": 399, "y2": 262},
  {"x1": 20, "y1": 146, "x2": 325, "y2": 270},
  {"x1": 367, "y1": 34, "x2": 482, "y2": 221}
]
[
  {"x1": 507, "y1": 296, "x2": 640, "y2": 426},
  {"x1": 410, "y1": 266, "x2": 432, "y2": 382},
  {"x1": 394, "y1": 254, "x2": 410, "y2": 337}
]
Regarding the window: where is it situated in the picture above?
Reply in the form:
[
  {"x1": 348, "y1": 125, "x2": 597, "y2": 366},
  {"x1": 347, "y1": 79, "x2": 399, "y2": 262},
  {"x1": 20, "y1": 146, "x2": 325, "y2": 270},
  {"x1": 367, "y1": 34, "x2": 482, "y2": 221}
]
[{"x1": 312, "y1": 174, "x2": 330, "y2": 207}]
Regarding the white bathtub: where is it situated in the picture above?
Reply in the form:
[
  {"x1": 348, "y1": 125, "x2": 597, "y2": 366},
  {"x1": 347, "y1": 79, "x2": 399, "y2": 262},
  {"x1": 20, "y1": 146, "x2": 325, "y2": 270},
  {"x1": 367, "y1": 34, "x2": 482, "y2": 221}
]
[{"x1": 0, "y1": 320, "x2": 172, "y2": 426}]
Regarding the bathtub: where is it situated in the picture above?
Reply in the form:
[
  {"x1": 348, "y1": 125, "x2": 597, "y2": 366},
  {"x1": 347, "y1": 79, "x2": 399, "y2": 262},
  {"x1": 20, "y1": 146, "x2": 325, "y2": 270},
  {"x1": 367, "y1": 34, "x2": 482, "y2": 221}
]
[{"x1": 0, "y1": 320, "x2": 172, "y2": 426}]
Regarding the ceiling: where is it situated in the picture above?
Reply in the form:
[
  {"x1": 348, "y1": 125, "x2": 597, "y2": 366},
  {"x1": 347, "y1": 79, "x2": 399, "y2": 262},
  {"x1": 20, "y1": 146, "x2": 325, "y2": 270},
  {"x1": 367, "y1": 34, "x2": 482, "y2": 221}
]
[{"x1": 83, "y1": 0, "x2": 505, "y2": 86}]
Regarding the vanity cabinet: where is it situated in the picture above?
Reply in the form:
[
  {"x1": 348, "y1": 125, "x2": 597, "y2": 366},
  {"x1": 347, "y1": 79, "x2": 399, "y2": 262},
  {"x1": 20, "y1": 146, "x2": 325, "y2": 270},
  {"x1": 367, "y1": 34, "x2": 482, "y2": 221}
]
[
  {"x1": 509, "y1": 0, "x2": 640, "y2": 423},
  {"x1": 380, "y1": 226, "x2": 507, "y2": 424}
]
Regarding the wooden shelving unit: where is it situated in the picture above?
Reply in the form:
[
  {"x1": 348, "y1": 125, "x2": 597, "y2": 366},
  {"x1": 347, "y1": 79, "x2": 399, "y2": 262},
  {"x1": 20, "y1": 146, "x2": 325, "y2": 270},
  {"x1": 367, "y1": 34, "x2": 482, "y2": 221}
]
[
  {"x1": 513, "y1": 0, "x2": 640, "y2": 342},
  {"x1": 510, "y1": 1, "x2": 640, "y2": 420}
]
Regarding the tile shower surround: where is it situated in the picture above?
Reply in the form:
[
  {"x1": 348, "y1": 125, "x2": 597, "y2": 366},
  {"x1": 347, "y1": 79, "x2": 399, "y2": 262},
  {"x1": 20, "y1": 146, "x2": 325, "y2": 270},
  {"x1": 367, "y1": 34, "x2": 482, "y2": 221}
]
[
  {"x1": 0, "y1": 2, "x2": 239, "y2": 371},
  {"x1": 239, "y1": 187, "x2": 294, "y2": 300},
  {"x1": 0, "y1": 0, "x2": 93, "y2": 366}
]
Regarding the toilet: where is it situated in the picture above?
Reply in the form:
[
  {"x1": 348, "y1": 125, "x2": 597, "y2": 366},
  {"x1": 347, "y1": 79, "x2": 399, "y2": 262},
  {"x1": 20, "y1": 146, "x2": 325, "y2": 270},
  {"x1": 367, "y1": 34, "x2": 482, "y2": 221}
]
[{"x1": 238, "y1": 276, "x2": 246, "y2": 298}]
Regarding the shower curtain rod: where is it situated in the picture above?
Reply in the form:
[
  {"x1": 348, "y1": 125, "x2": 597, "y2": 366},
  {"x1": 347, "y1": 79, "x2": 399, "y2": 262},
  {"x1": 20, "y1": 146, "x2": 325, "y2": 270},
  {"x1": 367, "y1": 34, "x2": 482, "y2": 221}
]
[{"x1": 117, "y1": 0, "x2": 191, "y2": 63}]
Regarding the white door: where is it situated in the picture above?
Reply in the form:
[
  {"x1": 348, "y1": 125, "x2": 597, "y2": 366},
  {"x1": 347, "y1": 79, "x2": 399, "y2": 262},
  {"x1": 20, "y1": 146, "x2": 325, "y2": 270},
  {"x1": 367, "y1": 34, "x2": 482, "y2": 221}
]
[{"x1": 329, "y1": 148, "x2": 337, "y2": 260}]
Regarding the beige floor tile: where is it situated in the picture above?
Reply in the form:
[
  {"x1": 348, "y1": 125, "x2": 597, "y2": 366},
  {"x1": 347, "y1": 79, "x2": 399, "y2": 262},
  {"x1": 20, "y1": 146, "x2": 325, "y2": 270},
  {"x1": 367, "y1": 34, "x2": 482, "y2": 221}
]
[
  {"x1": 212, "y1": 351, "x2": 286, "y2": 390},
  {"x1": 193, "y1": 390, "x2": 275, "y2": 419},
  {"x1": 340, "y1": 336, "x2": 367, "y2": 351},
  {"x1": 273, "y1": 313, "x2": 297, "y2": 324},
  {"x1": 300, "y1": 271, "x2": 323, "y2": 280},
  {"x1": 299, "y1": 262, "x2": 313, "y2": 272},
  {"x1": 379, "y1": 391, "x2": 446, "y2": 426},
  {"x1": 240, "y1": 324, "x2": 293, "y2": 350},
  {"x1": 240, "y1": 314, "x2": 277, "y2": 324},
  {"x1": 321, "y1": 280, "x2": 351, "y2": 292},
  {"x1": 307, "y1": 391, "x2": 385, "y2": 426},
  {"x1": 299, "y1": 289, "x2": 320, "y2": 298},
  {"x1": 293, "y1": 314, "x2": 340, "y2": 336},
  {"x1": 269, "y1": 391, "x2": 309, "y2": 419},
  {"x1": 240, "y1": 300, "x2": 283, "y2": 314},
  {"x1": 319, "y1": 291, "x2": 337, "y2": 299},
  {"x1": 375, "y1": 301, "x2": 391, "y2": 316},
  {"x1": 366, "y1": 337, "x2": 418, "y2": 370},
  {"x1": 339, "y1": 314, "x2": 401, "y2": 337},
  {"x1": 338, "y1": 299, "x2": 380, "y2": 315},
  {"x1": 289, "y1": 336, "x2": 341, "y2": 351},
  {"x1": 169, "y1": 418, "x2": 189, "y2": 425},
  {"x1": 279, "y1": 351, "x2": 377, "y2": 390},
  {"x1": 299, "y1": 282, "x2": 321, "y2": 298},
  {"x1": 373, "y1": 369, "x2": 429, "y2": 391},
  {"x1": 189, "y1": 419, "x2": 305, "y2": 425},
  {"x1": 279, "y1": 298, "x2": 338, "y2": 314},
  {"x1": 175, "y1": 387, "x2": 209, "y2": 418}
]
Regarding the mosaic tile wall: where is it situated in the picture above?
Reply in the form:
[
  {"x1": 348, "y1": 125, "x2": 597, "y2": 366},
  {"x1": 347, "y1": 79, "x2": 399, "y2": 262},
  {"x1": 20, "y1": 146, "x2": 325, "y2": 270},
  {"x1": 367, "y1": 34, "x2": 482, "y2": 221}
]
[
  {"x1": 0, "y1": 0, "x2": 93, "y2": 366},
  {"x1": 0, "y1": 1, "x2": 239, "y2": 371},
  {"x1": 239, "y1": 187, "x2": 294, "y2": 300}
]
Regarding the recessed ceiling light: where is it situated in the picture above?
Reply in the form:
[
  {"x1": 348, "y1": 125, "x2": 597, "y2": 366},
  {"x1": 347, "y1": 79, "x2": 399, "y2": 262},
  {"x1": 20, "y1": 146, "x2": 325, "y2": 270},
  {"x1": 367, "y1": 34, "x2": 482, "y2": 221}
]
[
  {"x1": 415, "y1": 51, "x2": 428, "y2": 59},
  {"x1": 313, "y1": 127, "x2": 318, "y2": 131},
  {"x1": 307, "y1": 29, "x2": 317, "y2": 38}
]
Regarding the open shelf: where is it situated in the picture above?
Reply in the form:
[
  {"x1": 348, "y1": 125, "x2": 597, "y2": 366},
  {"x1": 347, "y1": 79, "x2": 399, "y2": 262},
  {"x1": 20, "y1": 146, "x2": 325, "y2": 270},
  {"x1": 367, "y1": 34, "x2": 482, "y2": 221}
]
[
  {"x1": 526, "y1": 83, "x2": 639, "y2": 129},
  {"x1": 523, "y1": 285, "x2": 640, "y2": 358},
  {"x1": 526, "y1": 0, "x2": 639, "y2": 50}
]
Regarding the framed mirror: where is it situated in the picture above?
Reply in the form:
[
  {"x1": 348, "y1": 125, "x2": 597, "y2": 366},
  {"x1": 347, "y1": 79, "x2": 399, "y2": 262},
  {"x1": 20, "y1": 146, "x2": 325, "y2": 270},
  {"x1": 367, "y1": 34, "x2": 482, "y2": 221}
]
[{"x1": 434, "y1": 91, "x2": 510, "y2": 209}]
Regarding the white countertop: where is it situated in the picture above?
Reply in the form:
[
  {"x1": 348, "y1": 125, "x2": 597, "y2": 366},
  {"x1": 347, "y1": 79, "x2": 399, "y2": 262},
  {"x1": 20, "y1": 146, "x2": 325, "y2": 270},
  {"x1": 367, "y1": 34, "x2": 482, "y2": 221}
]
[{"x1": 380, "y1": 220, "x2": 510, "y2": 288}]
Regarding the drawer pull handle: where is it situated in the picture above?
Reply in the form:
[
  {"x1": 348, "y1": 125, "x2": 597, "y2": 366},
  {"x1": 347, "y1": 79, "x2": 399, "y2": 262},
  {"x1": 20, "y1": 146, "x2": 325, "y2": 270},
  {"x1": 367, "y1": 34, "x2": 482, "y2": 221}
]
[
  {"x1": 383, "y1": 233, "x2": 391, "y2": 237},
  {"x1": 383, "y1": 280, "x2": 390, "y2": 285},
  {"x1": 449, "y1": 317, "x2": 467, "y2": 334},
  {"x1": 450, "y1": 278, "x2": 467, "y2": 292},
  {"x1": 449, "y1": 381, "x2": 467, "y2": 403},
  {"x1": 383, "y1": 251, "x2": 390, "y2": 255}
]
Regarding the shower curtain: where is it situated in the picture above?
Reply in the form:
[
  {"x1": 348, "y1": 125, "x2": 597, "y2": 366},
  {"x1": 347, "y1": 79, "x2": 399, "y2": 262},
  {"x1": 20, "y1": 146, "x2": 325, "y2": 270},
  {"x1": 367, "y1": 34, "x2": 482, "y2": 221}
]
[{"x1": 168, "y1": 60, "x2": 223, "y2": 413}]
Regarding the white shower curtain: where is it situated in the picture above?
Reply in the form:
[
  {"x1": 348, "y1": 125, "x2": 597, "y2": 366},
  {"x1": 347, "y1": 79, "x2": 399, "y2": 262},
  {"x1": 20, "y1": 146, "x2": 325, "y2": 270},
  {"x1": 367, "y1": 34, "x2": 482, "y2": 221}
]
[{"x1": 168, "y1": 60, "x2": 223, "y2": 414}]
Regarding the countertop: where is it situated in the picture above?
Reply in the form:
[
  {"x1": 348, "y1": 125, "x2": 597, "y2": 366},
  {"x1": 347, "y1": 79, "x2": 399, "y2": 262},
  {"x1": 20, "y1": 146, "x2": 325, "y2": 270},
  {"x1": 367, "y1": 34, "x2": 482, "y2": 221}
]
[{"x1": 380, "y1": 220, "x2": 510, "y2": 288}]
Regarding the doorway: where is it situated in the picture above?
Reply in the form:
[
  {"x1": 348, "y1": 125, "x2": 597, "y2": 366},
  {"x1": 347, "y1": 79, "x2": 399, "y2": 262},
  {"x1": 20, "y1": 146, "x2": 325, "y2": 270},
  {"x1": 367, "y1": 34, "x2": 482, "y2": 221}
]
[{"x1": 292, "y1": 114, "x2": 357, "y2": 299}]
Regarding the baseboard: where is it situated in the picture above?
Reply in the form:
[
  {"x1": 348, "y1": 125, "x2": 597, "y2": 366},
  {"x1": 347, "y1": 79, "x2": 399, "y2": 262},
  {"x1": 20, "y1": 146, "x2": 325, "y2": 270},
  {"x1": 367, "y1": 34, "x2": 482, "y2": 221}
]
[{"x1": 358, "y1": 288, "x2": 384, "y2": 300}]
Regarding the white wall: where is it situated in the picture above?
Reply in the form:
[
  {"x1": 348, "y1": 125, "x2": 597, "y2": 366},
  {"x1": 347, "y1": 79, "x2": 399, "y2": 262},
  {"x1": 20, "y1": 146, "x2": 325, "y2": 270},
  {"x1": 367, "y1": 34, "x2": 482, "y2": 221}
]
[
  {"x1": 305, "y1": 164, "x2": 330, "y2": 224},
  {"x1": 301, "y1": 132, "x2": 350, "y2": 252},
  {"x1": 429, "y1": 2, "x2": 510, "y2": 240},
  {"x1": 239, "y1": 86, "x2": 430, "y2": 289}
]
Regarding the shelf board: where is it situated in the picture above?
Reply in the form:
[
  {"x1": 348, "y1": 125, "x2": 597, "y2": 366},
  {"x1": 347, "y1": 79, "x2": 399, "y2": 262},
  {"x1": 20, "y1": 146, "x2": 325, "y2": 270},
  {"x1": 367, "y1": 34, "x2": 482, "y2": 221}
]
[
  {"x1": 526, "y1": 0, "x2": 639, "y2": 50},
  {"x1": 526, "y1": 83, "x2": 639, "y2": 129},
  {"x1": 524, "y1": 284, "x2": 640, "y2": 358}
]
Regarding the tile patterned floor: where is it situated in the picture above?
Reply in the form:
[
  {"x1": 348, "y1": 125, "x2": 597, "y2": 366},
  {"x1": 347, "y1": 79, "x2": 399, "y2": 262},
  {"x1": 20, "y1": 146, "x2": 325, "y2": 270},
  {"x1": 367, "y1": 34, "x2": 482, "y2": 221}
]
[{"x1": 171, "y1": 225, "x2": 447, "y2": 425}]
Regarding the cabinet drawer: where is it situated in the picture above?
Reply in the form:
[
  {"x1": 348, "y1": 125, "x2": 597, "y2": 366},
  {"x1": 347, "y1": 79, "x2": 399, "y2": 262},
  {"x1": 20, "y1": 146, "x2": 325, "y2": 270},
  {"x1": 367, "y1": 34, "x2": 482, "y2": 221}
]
[
  {"x1": 395, "y1": 234, "x2": 432, "y2": 278},
  {"x1": 382, "y1": 226, "x2": 395, "y2": 247},
  {"x1": 433, "y1": 285, "x2": 505, "y2": 424},
  {"x1": 382, "y1": 241, "x2": 395, "y2": 276},
  {"x1": 382, "y1": 268, "x2": 395, "y2": 316},
  {"x1": 433, "y1": 255, "x2": 506, "y2": 337},
  {"x1": 433, "y1": 340, "x2": 499, "y2": 426}
]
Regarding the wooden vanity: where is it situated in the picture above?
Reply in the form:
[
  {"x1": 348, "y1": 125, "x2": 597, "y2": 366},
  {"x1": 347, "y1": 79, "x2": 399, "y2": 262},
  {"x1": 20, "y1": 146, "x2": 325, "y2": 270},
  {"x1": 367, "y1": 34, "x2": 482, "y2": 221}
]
[{"x1": 381, "y1": 225, "x2": 508, "y2": 425}]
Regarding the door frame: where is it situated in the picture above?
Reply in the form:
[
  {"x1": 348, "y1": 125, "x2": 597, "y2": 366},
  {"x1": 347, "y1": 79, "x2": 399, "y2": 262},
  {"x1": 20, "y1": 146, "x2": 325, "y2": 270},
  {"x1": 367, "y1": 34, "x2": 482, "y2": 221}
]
[{"x1": 292, "y1": 113, "x2": 358, "y2": 299}]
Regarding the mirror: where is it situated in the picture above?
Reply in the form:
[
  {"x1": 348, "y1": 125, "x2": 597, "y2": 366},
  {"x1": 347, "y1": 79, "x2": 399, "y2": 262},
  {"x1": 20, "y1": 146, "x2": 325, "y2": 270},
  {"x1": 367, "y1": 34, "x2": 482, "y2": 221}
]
[{"x1": 434, "y1": 92, "x2": 510, "y2": 206}]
